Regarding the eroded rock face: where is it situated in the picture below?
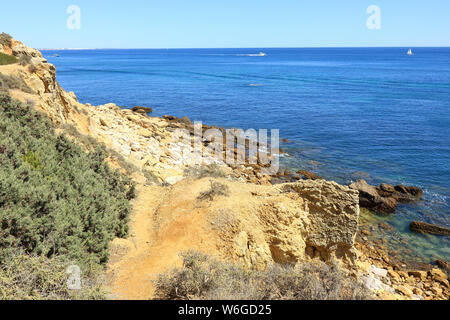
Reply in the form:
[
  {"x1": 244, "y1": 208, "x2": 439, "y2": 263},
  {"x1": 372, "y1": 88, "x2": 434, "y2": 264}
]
[
  {"x1": 156, "y1": 178, "x2": 361, "y2": 269},
  {"x1": 349, "y1": 179, "x2": 423, "y2": 215},
  {"x1": 280, "y1": 180, "x2": 360, "y2": 262}
]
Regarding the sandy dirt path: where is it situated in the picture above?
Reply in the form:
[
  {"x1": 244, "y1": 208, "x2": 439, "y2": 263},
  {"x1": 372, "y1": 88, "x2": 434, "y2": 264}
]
[{"x1": 106, "y1": 184, "x2": 216, "y2": 300}]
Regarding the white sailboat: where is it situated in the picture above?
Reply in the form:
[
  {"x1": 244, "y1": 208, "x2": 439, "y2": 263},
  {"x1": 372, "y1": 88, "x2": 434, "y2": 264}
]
[{"x1": 407, "y1": 48, "x2": 414, "y2": 56}]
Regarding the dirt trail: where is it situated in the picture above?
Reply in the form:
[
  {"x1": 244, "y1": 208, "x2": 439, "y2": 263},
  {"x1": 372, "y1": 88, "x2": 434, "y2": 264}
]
[{"x1": 106, "y1": 183, "x2": 217, "y2": 300}]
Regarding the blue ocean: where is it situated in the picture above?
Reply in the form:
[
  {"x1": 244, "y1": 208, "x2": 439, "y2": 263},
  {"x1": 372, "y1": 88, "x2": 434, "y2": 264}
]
[{"x1": 42, "y1": 48, "x2": 450, "y2": 263}]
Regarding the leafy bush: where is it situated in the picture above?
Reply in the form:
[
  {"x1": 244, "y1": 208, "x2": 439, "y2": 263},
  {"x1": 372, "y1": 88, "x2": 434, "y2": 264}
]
[
  {"x1": 0, "y1": 73, "x2": 33, "y2": 93},
  {"x1": 0, "y1": 52, "x2": 17, "y2": 66},
  {"x1": 0, "y1": 92, "x2": 135, "y2": 268},
  {"x1": 154, "y1": 251, "x2": 372, "y2": 300}
]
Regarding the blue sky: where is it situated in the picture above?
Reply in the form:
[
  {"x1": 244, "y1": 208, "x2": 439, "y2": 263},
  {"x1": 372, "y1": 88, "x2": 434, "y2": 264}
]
[{"x1": 1, "y1": 0, "x2": 449, "y2": 48}]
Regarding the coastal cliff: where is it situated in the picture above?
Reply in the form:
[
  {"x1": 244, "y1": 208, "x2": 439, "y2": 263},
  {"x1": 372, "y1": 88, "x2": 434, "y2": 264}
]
[{"x1": 0, "y1": 34, "x2": 448, "y2": 300}]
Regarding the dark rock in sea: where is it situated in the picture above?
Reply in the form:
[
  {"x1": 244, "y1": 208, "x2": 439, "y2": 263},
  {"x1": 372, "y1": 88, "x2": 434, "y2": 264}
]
[
  {"x1": 163, "y1": 115, "x2": 177, "y2": 121},
  {"x1": 132, "y1": 106, "x2": 153, "y2": 114},
  {"x1": 379, "y1": 183, "x2": 396, "y2": 193},
  {"x1": 349, "y1": 179, "x2": 423, "y2": 215},
  {"x1": 349, "y1": 181, "x2": 389, "y2": 214},
  {"x1": 435, "y1": 260, "x2": 450, "y2": 271},
  {"x1": 410, "y1": 221, "x2": 450, "y2": 236},
  {"x1": 394, "y1": 185, "x2": 423, "y2": 202},
  {"x1": 281, "y1": 138, "x2": 291, "y2": 143},
  {"x1": 296, "y1": 170, "x2": 323, "y2": 181},
  {"x1": 179, "y1": 116, "x2": 192, "y2": 126}
]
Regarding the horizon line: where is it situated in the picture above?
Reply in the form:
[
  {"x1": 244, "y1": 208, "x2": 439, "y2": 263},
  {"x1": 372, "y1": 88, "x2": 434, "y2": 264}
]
[{"x1": 39, "y1": 45, "x2": 450, "y2": 51}]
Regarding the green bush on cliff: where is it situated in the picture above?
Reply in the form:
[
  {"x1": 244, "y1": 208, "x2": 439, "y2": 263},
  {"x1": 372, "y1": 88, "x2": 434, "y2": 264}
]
[
  {"x1": 0, "y1": 92, "x2": 136, "y2": 299},
  {"x1": 0, "y1": 52, "x2": 18, "y2": 66}
]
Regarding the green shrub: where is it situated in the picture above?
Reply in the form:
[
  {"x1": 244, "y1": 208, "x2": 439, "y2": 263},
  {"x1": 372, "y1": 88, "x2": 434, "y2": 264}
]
[
  {"x1": 0, "y1": 92, "x2": 135, "y2": 268},
  {"x1": 0, "y1": 52, "x2": 17, "y2": 66},
  {"x1": 154, "y1": 251, "x2": 372, "y2": 300}
]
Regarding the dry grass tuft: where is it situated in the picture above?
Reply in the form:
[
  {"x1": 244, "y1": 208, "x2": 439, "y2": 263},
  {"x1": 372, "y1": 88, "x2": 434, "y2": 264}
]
[
  {"x1": 154, "y1": 251, "x2": 373, "y2": 300},
  {"x1": 197, "y1": 181, "x2": 230, "y2": 201}
]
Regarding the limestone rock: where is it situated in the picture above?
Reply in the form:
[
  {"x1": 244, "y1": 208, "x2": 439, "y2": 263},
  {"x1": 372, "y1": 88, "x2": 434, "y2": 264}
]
[
  {"x1": 296, "y1": 170, "x2": 323, "y2": 180},
  {"x1": 410, "y1": 221, "x2": 450, "y2": 236}
]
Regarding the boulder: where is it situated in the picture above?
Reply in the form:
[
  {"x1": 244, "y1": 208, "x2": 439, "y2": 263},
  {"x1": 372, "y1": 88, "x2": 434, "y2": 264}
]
[
  {"x1": 349, "y1": 180, "x2": 398, "y2": 214},
  {"x1": 410, "y1": 221, "x2": 450, "y2": 236},
  {"x1": 131, "y1": 106, "x2": 153, "y2": 114},
  {"x1": 179, "y1": 116, "x2": 192, "y2": 126},
  {"x1": 296, "y1": 170, "x2": 323, "y2": 181},
  {"x1": 408, "y1": 270, "x2": 428, "y2": 280},
  {"x1": 435, "y1": 260, "x2": 449, "y2": 271},
  {"x1": 163, "y1": 115, "x2": 177, "y2": 121},
  {"x1": 349, "y1": 180, "x2": 423, "y2": 215}
]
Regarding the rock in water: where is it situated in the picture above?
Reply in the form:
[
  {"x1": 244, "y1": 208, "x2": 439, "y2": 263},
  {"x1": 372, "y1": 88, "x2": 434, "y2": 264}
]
[
  {"x1": 349, "y1": 179, "x2": 423, "y2": 215},
  {"x1": 296, "y1": 170, "x2": 323, "y2": 181},
  {"x1": 131, "y1": 106, "x2": 153, "y2": 114},
  {"x1": 349, "y1": 180, "x2": 398, "y2": 214},
  {"x1": 410, "y1": 221, "x2": 450, "y2": 236}
]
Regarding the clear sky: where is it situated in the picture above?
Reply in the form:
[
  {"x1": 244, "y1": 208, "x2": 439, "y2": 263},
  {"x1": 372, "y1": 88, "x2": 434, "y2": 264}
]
[{"x1": 1, "y1": 0, "x2": 449, "y2": 48}]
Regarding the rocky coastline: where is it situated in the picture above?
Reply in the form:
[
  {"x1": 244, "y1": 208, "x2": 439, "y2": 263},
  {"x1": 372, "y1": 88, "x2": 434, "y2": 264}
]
[{"x1": 0, "y1": 34, "x2": 448, "y2": 300}]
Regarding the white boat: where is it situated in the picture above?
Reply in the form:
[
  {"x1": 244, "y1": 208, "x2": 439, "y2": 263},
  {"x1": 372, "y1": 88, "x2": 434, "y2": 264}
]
[
  {"x1": 247, "y1": 52, "x2": 267, "y2": 57},
  {"x1": 407, "y1": 48, "x2": 414, "y2": 56}
]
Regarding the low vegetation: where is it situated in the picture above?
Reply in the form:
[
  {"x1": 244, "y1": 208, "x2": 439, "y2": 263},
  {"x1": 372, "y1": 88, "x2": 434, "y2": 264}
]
[
  {"x1": 0, "y1": 92, "x2": 136, "y2": 299},
  {"x1": 0, "y1": 33, "x2": 13, "y2": 48},
  {"x1": 18, "y1": 54, "x2": 31, "y2": 66},
  {"x1": 0, "y1": 73, "x2": 33, "y2": 93},
  {"x1": 154, "y1": 251, "x2": 372, "y2": 300},
  {"x1": 197, "y1": 181, "x2": 230, "y2": 201},
  {"x1": 0, "y1": 52, "x2": 17, "y2": 66},
  {"x1": 184, "y1": 164, "x2": 226, "y2": 179},
  {"x1": 0, "y1": 250, "x2": 105, "y2": 300}
]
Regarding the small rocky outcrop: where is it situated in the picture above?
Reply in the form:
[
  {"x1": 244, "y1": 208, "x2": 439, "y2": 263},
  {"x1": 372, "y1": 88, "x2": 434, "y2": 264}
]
[
  {"x1": 349, "y1": 180, "x2": 423, "y2": 215},
  {"x1": 296, "y1": 170, "x2": 323, "y2": 180},
  {"x1": 147, "y1": 178, "x2": 361, "y2": 270},
  {"x1": 410, "y1": 221, "x2": 450, "y2": 236},
  {"x1": 131, "y1": 106, "x2": 153, "y2": 114}
]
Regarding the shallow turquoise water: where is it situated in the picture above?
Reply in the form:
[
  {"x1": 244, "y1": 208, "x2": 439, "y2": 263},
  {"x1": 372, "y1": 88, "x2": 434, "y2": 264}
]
[{"x1": 42, "y1": 47, "x2": 450, "y2": 262}]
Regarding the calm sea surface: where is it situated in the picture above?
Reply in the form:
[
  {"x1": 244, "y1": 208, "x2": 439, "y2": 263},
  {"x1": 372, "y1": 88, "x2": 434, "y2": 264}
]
[{"x1": 43, "y1": 48, "x2": 450, "y2": 263}]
